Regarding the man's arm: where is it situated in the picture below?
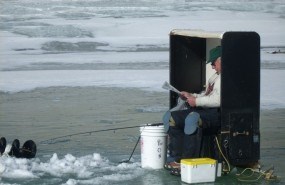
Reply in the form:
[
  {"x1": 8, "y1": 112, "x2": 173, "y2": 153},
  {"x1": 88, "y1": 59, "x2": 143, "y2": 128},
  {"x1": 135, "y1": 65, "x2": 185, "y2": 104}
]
[{"x1": 186, "y1": 75, "x2": 221, "y2": 108}]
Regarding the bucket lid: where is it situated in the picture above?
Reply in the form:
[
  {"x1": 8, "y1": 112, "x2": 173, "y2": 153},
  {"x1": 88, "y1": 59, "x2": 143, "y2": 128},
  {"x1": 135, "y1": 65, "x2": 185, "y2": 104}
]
[{"x1": 140, "y1": 125, "x2": 166, "y2": 133}]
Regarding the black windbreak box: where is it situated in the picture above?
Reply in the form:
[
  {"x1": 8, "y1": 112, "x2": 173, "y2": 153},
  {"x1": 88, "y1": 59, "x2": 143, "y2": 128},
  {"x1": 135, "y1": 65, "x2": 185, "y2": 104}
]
[{"x1": 169, "y1": 30, "x2": 260, "y2": 166}]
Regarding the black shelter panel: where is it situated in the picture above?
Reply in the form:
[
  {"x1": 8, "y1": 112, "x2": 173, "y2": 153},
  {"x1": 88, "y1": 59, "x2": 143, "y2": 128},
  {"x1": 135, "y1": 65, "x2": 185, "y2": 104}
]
[
  {"x1": 221, "y1": 32, "x2": 260, "y2": 166},
  {"x1": 169, "y1": 35, "x2": 206, "y2": 108}
]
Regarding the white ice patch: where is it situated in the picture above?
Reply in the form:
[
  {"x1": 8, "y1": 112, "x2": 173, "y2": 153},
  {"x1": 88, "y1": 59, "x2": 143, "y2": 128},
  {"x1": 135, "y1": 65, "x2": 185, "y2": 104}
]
[
  {"x1": 0, "y1": 153, "x2": 143, "y2": 183},
  {"x1": 0, "y1": 70, "x2": 168, "y2": 93},
  {"x1": 261, "y1": 69, "x2": 285, "y2": 109},
  {"x1": 136, "y1": 105, "x2": 168, "y2": 113},
  {"x1": 63, "y1": 162, "x2": 144, "y2": 185},
  {"x1": 1, "y1": 69, "x2": 285, "y2": 109},
  {"x1": 0, "y1": 157, "x2": 38, "y2": 179}
]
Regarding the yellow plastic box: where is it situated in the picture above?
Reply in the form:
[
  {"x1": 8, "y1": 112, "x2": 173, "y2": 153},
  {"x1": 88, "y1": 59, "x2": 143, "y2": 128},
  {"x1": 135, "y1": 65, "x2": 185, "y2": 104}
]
[{"x1": 181, "y1": 158, "x2": 216, "y2": 184}]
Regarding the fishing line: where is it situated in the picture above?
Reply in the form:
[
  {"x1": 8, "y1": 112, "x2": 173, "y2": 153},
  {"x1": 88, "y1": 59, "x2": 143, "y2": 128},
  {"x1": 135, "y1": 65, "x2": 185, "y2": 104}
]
[
  {"x1": 120, "y1": 136, "x2": 141, "y2": 163},
  {"x1": 120, "y1": 124, "x2": 150, "y2": 163}
]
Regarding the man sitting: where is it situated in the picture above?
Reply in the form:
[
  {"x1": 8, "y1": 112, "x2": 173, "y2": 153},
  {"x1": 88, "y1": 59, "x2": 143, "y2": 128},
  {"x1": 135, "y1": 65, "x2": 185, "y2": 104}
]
[{"x1": 163, "y1": 46, "x2": 222, "y2": 172}]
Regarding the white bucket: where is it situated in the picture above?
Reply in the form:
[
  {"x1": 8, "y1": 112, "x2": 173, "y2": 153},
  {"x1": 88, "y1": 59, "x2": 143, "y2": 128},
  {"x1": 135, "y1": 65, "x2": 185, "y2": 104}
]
[{"x1": 140, "y1": 125, "x2": 167, "y2": 169}]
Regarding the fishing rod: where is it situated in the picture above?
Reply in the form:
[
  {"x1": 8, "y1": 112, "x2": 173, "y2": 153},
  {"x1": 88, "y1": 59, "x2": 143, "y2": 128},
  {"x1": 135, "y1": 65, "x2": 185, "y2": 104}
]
[{"x1": 40, "y1": 123, "x2": 163, "y2": 144}]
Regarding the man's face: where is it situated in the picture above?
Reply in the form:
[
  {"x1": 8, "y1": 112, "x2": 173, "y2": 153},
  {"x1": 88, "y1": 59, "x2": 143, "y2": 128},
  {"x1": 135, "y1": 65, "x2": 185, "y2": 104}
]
[{"x1": 211, "y1": 57, "x2": 221, "y2": 74}]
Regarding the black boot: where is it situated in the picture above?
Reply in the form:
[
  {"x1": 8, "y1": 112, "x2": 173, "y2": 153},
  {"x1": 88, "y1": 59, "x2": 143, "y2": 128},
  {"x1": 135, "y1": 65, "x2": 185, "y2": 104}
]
[
  {"x1": 8, "y1": 139, "x2": 21, "y2": 157},
  {"x1": 20, "y1": 140, "x2": 37, "y2": 159},
  {"x1": 0, "y1": 137, "x2": 7, "y2": 155}
]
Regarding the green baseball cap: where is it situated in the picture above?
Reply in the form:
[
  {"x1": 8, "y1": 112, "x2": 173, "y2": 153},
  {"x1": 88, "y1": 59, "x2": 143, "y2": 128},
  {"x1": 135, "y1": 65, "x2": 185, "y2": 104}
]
[{"x1": 207, "y1": 46, "x2": 222, "y2": 64}]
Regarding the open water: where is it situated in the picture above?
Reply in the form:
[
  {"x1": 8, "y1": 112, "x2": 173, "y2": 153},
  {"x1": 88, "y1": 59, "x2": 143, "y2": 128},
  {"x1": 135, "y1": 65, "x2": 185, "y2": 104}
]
[{"x1": 1, "y1": 0, "x2": 285, "y2": 184}]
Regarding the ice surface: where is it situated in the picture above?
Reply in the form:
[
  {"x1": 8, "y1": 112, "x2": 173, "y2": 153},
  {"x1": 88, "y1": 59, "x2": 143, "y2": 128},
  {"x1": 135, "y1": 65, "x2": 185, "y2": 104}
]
[
  {"x1": 1, "y1": 0, "x2": 285, "y2": 110},
  {"x1": 1, "y1": 2, "x2": 285, "y2": 184}
]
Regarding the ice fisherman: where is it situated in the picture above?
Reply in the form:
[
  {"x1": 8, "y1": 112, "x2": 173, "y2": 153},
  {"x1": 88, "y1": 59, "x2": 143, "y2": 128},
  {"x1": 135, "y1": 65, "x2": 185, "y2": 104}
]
[{"x1": 163, "y1": 46, "x2": 222, "y2": 171}]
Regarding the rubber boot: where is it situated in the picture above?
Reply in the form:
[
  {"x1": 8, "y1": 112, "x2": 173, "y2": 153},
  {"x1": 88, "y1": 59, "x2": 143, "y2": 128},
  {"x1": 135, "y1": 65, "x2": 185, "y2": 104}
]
[
  {"x1": 21, "y1": 140, "x2": 37, "y2": 159},
  {"x1": 0, "y1": 137, "x2": 6, "y2": 155},
  {"x1": 8, "y1": 139, "x2": 21, "y2": 158}
]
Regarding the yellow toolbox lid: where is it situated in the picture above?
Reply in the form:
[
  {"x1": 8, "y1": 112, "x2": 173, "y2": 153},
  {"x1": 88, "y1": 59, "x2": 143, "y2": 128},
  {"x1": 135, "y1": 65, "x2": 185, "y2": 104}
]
[{"x1": 181, "y1": 158, "x2": 216, "y2": 165}]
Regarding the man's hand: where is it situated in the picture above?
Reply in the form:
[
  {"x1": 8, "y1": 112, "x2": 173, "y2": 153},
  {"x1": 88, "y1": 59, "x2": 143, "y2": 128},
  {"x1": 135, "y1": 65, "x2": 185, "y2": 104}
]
[
  {"x1": 186, "y1": 96, "x2": 196, "y2": 107},
  {"x1": 180, "y1": 91, "x2": 193, "y2": 100}
]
